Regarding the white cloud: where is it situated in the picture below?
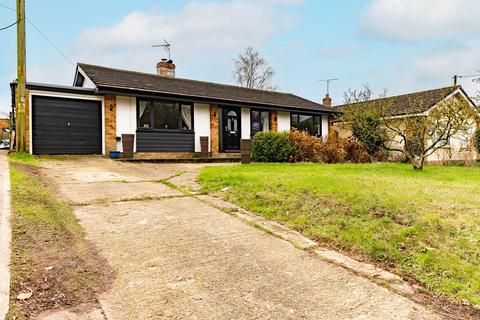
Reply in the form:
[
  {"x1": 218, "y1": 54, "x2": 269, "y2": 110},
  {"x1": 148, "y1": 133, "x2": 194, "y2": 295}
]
[
  {"x1": 70, "y1": 0, "x2": 299, "y2": 75},
  {"x1": 373, "y1": 41, "x2": 479, "y2": 102},
  {"x1": 361, "y1": 0, "x2": 480, "y2": 41},
  {"x1": 412, "y1": 41, "x2": 480, "y2": 94},
  {"x1": 321, "y1": 45, "x2": 365, "y2": 59}
]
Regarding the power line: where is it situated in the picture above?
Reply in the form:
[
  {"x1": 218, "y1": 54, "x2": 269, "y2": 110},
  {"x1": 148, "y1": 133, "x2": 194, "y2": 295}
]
[
  {"x1": 0, "y1": 3, "x2": 15, "y2": 12},
  {"x1": 0, "y1": 19, "x2": 16, "y2": 31},
  {"x1": 0, "y1": 2, "x2": 75, "y2": 66},
  {"x1": 25, "y1": 18, "x2": 75, "y2": 66}
]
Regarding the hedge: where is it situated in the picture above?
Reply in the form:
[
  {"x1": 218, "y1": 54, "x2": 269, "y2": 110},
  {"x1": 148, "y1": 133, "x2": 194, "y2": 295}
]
[{"x1": 251, "y1": 131, "x2": 292, "y2": 162}]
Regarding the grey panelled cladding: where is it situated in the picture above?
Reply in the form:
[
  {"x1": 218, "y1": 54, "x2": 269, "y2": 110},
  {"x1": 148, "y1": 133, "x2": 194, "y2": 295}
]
[
  {"x1": 32, "y1": 96, "x2": 102, "y2": 155},
  {"x1": 136, "y1": 130, "x2": 194, "y2": 152}
]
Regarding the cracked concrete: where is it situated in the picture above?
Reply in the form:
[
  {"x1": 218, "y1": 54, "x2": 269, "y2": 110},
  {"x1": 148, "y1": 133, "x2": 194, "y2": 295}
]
[{"x1": 38, "y1": 157, "x2": 440, "y2": 320}]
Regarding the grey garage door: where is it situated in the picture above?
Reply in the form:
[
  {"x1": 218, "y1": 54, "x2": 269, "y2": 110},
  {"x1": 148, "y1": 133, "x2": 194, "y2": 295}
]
[{"x1": 32, "y1": 95, "x2": 102, "y2": 155}]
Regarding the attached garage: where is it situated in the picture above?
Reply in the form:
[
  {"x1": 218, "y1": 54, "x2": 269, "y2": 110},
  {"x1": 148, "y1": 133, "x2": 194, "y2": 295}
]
[{"x1": 31, "y1": 95, "x2": 102, "y2": 155}]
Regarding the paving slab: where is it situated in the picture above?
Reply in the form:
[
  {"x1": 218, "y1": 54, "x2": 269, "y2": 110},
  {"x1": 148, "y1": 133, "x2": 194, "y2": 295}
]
[
  {"x1": 41, "y1": 158, "x2": 215, "y2": 184},
  {"x1": 56, "y1": 181, "x2": 183, "y2": 205},
  {"x1": 75, "y1": 197, "x2": 438, "y2": 320},
  {"x1": 38, "y1": 158, "x2": 440, "y2": 319}
]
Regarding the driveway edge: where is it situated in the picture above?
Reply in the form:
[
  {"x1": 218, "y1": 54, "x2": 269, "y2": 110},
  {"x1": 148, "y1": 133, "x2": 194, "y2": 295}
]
[
  {"x1": 195, "y1": 194, "x2": 443, "y2": 318},
  {"x1": 0, "y1": 154, "x2": 11, "y2": 319}
]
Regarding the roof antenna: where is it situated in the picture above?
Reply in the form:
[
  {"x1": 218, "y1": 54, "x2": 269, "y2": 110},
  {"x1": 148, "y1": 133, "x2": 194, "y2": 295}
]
[
  {"x1": 153, "y1": 39, "x2": 171, "y2": 60},
  {"x1": 453, "y1": 74, "x2": 480, "y2": 86},
  {"x1": 319, "y1": 78, "x2": 339, "y2": 95}
]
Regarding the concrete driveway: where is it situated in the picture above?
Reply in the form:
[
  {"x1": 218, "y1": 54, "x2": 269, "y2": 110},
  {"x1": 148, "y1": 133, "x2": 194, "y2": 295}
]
[{"x1": 39, "y1": 157, "x2": 439, "y2": 320}]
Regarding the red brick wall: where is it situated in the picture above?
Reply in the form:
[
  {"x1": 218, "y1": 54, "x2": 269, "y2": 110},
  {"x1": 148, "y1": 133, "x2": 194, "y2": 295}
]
[
  {"x1": 270, "y1": 111, "x2": 278, "y2": 132},
  {"x1": 104, "y1": 94, "x2": 117, "y2": 154},
  {"x1": 210, "y1": 104, "x2": 219, "y2": 156}
]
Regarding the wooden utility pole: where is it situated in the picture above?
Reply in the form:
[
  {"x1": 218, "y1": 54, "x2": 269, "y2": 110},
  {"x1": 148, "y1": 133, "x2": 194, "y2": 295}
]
[{"x1": 16, "y1": 0, "x2": 26, "y2": 152}]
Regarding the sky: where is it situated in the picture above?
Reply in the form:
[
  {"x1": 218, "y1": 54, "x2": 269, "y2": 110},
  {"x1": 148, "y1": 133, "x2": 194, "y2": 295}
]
[{"x1": 0, "y1": 0, "x2": 479, "y2": 114}]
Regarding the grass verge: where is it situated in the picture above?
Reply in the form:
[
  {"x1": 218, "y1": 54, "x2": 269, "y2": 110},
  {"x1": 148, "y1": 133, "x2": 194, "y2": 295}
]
[
  {"x1": 198, "y1": 163, "x2": 480, "y2": 311},
  {"x1": 7, "y1": 161, "x2": 111, "y2": 319}
]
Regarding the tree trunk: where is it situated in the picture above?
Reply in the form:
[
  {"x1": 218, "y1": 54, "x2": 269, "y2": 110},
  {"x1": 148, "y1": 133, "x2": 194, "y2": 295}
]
[{"x1": 412, "y1": 155, "x2": 425, "y2": 170}]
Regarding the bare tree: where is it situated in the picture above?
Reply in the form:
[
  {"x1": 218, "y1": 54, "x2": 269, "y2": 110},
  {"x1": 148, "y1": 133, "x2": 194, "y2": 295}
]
[
  {"x1": 341, "y1": 87, "x2": 477, "y2": 170},
  {"x1": 474, "y1": 75, "x2": 480, "y2": 104},
  {"x1": 383, "y1": 96, "x2": 476, "y2": 169},
  {"x1": 343, "y1": 84, "x2": 388, "y2": 104},
  {"x1": 233, "y1": 47, "x2": 276, "y2": 90}
]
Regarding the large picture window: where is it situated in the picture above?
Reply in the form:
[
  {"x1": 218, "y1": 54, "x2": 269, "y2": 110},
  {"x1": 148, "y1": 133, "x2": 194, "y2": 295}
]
[
  {"x1": 291, "y1": 113, "x2": 322, "y2": 136},
  {"x1": 251, "y1": 109, "x2": 270, "y2": 136},
  {"x1": 138, "y1": 99, "x2": 193, "y2": 131}
]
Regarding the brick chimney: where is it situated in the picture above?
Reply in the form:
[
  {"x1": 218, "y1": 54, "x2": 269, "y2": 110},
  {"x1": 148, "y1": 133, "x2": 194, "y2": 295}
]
[
  {"x1": 322, "y1": 93, "x2": 332, "y2": 107},
  {"x1": 156, "y1": 59, "x2": 176, "y2": 78}
]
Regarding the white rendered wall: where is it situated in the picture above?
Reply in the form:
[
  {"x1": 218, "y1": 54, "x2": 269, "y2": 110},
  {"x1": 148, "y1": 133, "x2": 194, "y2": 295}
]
[
  {"x1": 241, "y1": 108, "x2": 251, "y2": 139},
  {"x1": 194, "y1": 103, "x2": 211, "y2": 152},
  {"x1": 322, "y1": 115, "x2": 329, "y2": 140},
  {"x1": 116, "y1": 96, "x2": 137, "y2": 152},
  {"x1": 426, "y1": 126, "x2": 478, "y2": 162},
  {"x1": 277, "y1": 111, "x2": 290, "y2": 132}
]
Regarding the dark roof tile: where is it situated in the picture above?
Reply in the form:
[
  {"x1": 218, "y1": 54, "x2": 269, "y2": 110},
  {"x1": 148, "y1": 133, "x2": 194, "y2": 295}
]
[
  {"x1": 334, "y1": 86, "x2": 463, "y2": 116},
  {"x1": 78, "y1": 63, "x2": 334, "y2": 113}
]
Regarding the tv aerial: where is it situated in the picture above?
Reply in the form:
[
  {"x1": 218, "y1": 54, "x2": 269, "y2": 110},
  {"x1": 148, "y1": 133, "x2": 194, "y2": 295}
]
[
  {"x1": 452, "y1": 74, "x2": 480, "y2": 86},
  {"x1": 319, "y1": 78, "x2": 338, "y2": 95},
  {"x1": 153, "y1": 39, "x2": 171, "y2": 60}
]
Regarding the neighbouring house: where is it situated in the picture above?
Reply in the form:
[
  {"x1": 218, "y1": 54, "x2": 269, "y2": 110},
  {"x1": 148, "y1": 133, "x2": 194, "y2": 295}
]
[
  {"x1": 0, "y1": 111, "x2": 9, "y2": 142},
  {"x1": 333, "y1": 86, "x2": 479, "y2": 164},
  {"x1": 10, "y1": 60, "x2": 335, "y2": 157}
]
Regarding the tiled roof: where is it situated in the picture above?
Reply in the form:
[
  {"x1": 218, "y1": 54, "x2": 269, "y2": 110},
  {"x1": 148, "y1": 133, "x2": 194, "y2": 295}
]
[
  {"x1": 334, "y1": 86, "x2": 465, "y2": 116},
  {"x1": 78, "y1": 63, "x2": 334, "y2": 113}
]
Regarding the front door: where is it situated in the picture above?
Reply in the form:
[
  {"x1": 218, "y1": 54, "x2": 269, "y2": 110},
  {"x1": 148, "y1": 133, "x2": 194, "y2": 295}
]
[{"x1": 222, "y1": 107, "x2": 241, "y2": 151}]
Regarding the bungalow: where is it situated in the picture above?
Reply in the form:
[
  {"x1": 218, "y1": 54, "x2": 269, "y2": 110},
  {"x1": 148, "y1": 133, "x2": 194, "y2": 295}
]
[
  {"x1": 333, "y1": 86, "x2": 479, "y2": 164},
  {"x1": 11, "y1": 60, "x2": 335, "y2": 157}
]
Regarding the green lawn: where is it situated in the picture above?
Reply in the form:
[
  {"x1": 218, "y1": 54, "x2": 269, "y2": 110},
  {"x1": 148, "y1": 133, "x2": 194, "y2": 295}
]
[{"x1": 198, "y1": 163, "x2": 480, "y2": 306}]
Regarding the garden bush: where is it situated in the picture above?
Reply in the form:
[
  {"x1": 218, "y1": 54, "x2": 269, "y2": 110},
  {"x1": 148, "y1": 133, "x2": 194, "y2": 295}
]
[
  {"x1": 251, "y1": 131, "x2": 292, "y2": 162},
  {"x1": 342, "y1": 138, "x2": 371, "y2": 163},
  {"x1": 252, "y1": 130, "x2": 374, "y2": 164},
  {"x1": 351, "y1": 113, "x2": 386, "y2": 157},
  {"x1": 289, "y1": 129, "x2": 323, "y2": 162},
  {"x1": 318, "y1": 135, "x2": 347, "y2": 163}
]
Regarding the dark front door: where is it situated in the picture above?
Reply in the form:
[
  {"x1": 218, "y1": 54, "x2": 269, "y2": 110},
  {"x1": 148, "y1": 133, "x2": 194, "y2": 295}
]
[
  {"x1": 222, "y1": 107, "x2": 241, "y2": 151},
  {"x1": 32, "y1": 96, "x2": 102, "y2": 155}
]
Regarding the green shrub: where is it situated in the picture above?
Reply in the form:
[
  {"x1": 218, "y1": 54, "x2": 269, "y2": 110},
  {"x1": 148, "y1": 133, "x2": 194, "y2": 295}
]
[
  {"x1": 252, "y1": 131, "x2": 293, "y2": 162},
  {"x1": 351, "y1": 113, "x2": 386, "y2": 156},
  {"x1": 475, "y1": 128, "x2": 480, "y2": 153}
]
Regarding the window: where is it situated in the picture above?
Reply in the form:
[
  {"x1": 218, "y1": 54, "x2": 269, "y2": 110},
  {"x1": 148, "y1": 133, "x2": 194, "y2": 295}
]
[
  {"x1": 432, "y1": 127, "x2": 451, "y2": 148},
  {"x1": 291, "y1": 113, "x2": 322, "y2": 136},
  {"x1": 251, "y1": 109, "x2": 270, "y2": 136},
  {"x1": 138, "y1": 101, "x2": 152, "y2": 128},
  {"x1": 227, "y1": 110, "x2": 238, "y2": 133},
  {"x1": 138, "y1": 99, "x2": 193, "y2": 130}
]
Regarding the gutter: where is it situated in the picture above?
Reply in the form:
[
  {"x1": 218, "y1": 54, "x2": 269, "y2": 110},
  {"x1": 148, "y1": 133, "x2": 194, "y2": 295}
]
[{"x1": 96, "y1": 86, "x2": 339, "y2": 116}]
